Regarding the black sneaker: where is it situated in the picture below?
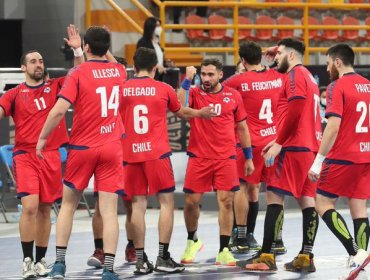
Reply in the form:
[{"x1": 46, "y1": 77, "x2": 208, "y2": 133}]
[
  {"x1": 154, "y1": 254, "x2": 185, "y2": 273},
  {"x1": 228, "y1": 238, "x2": 249, "y2": 254},
  {"x1": 134, "y1": 256, "x2": 154, "y2": 275},
  {"x1": 246, "y1": 233, "x2": 261, "y2": 251},
  {"x1": 271, "y1": 239, "x2": 287, "y2": 255},
  {"x1": 284, "y1": 253, "x2": 316, "y2": 273}
]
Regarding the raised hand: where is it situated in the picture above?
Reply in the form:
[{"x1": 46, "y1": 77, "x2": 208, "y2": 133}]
[{"x1": 64, "y1": 24, "x2": 82, "y2": 50}]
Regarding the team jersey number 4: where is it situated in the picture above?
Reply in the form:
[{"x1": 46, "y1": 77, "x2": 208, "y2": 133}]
[
  {"x1": 259, "y1": 99, "x2": 273, "y2": 124},
  {"x1": 96, "y1": 86, "x2": 119, "y2": 117}
]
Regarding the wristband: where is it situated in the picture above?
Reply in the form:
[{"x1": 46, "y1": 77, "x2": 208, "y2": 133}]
[
  {"x1": 181, "y1": 78, "x2": 191, "y2": 91},
  {"x1": 73, "y1": 47, "x2": 84, "y2": 57},
  {"x1": 310, "y1": 153, "x2": 326, "y2": 175},
  {"x1": 243, "y1": 147, "x2": 253, "y2": 160}
]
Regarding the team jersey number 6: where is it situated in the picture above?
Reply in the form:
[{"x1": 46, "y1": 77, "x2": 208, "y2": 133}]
[
  {"x1": 133, "y1": 105, "x2": 149, "y2": 134},
  {"x1": 96, "y1": 86, "x2": 119, "y2": 117}
]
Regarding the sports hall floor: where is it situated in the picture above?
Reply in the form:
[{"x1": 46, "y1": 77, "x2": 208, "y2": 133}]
[{"x1": 0, "y1": 208, "x2": 367, "y2": 279}]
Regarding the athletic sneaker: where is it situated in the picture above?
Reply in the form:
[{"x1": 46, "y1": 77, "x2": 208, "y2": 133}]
[
  {"x1": 246, "y1": 233, "x2": 261, "y2": 251},
  {"x1": 284, "y1": 253, "x2": 316, "y2": 273},
  {"x1": 154, "y1": 254, "x2": 185, "y2": 273},
  {"x1": 271, "y1": 239, "x2": 287, "y2": 255},
  {"x1": 22, "y1": 257, "x2": 36, "y2": 279},
  {"x1": 87, "y1": 248, "x2": 104, "y2": 268},
  {"x1": 48, "y1": 261, "x2": 66, "y2": 279},
  {"x1": 181, "y1": 239, "x2": 203, "y2": 264},
  {"x1": 134, "y1": 257, "x2": 154, "y2": 275},
  {"x1": 215, "y1": 248, "x2": 237, "y2": 266},
  {"x1": 34, "y1": 257, "x2": 51, "y2": 276},
  {"x1": 241, "y1": 252, "x2": 277, "y2": 272},
  {"x1": 102, "y1": 268, "x2": 119, "y2": 280},
  {"x1": 341, "y1": 249, "x2": 370, "y2": 280},
  {"x1": 125, "y1": 243, "x2": 136, "y2": 264},
  {"x1": 228, "y1": 238, "x2": 249, "y2": 254}
]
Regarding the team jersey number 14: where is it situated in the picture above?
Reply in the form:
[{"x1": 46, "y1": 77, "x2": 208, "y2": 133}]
[{"x1": 96, "y1": 86, "x2": 119, "y2": 117}]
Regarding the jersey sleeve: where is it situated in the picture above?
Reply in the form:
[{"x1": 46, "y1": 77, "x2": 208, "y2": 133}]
[
  {"x1": 325, "y1": 81, "x2": 343, "y2": 118},
  {"x1": 234, "y1": 91, "x2": 247, "y2": 122},
  {"x1": 286, "y1": 69, "x2": 307, "y2": 101},
  {"x1": 57, "y1": 67, "x2": 79, "y2": 104},
  {"x1": 0, "y1": 87, "x2": 17, "y2": 116},
  {"x1": 167, "y1": 86, "x2": 181, "y2": 113}
]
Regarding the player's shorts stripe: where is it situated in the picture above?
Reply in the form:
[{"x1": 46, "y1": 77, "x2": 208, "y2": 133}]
[
  {"x1": 68, "y1": 144, "x2": 89, "y2": 150},
  {"x1": 17, "y1": 192, "x2": 30, "y2": 199},
  {"x1": 282, "y1": 146, "x2": 311, "y2": 152},
  {"x1": 183, "y1": 188, "x2": 195, "y2": 193},
  {"x1": 160, "y1": 152, "x2": 172, "y2": 159},
  {"x1": 187, "y1": 152, "x2": 197, "y2": 157},
  {"x1": 63, "y1": 180, "x2": 77, "y2": 189},
  {"x1": 158, "y1": 186, "x2": 176, "y2": 193},
  {"x1": 231, "y1": 186, "x2": 240, "y2": 192},
  {"x1": 325, "y1": 158, "x2": 353, "y2": 165},
  {"x1": 115, "y1": 189, "x2": 126, "y2": 197},
  {"x1": 325, "y1": 112, "x2": 342, "y2": 119},
  {"x1": 267, "y1": 185, "x2": 293, "y2": 196},
  {"x1": 317, "y1": 188, "x2": 339, "y2": 198},
  {"x1": 13, "y1": 150, "x2": 27, "y2": 157},
  {"x1": 288, "y1": 95, "x2": 305, "y2": 102}
]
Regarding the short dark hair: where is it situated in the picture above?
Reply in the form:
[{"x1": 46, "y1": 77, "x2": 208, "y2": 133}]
[
  {"x1": 239, "y1": 41, "x2": 262, "y2": 65},
  {"x1": 143, "y1": 17, "x2": 160, "y2": 40},
  {"x1": 326, "y1": 43, "x2": 354, "y2": 67},
  {"x1": 83, "y1": 26, "x2": 110, "y2": 57},
  {"x1": 278, "y1": 38, "x2": 305, "y2": 56},
  {"x1": 201, "y1": 58, "x2": 223, "y2": 71},
  {"x1": 134, "y1": 47, "x2": 158, "y2": 72},
  {"x1": 20, "y1": 50, "x2": 40, "y2": 66},
  {"x1": 114, "y1": 56, "x2": 128, "y2": 67}
]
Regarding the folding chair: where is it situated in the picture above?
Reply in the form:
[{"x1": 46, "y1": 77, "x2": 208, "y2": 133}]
[
  {"x1": 54, "y1": 147, "x2": 93, "y2": 217},
  {"x1": 0, "y1": 179, "x2": 7, "y2": 222},
  {"x1": 0, "y1": 144, "x2": 16, "y2": 223}
]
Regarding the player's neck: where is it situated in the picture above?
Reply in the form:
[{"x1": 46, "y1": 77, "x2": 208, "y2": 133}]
[
  {"x1": 25, "y1": 77, "x2": 43, "y2": 87},
  {"x1": 86, "y1": 53, "x2": 107, "y2": 61},
  {"x1": 339, "y1": 66, "x2": 355, "y2": 78},
  {"x1": 247, "y1": 64, "x2": 265, "y2": 72},
  {"x1": 287, "y1": 61, "x2": 302, "y2": 72},
  {"x1": 136, "y1": 71, "x2": 153, "y2": 79}
]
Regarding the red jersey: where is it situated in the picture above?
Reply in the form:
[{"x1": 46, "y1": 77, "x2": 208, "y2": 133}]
[
  {"x1": 187, "y1": 85, "x2": 247, "y2": 159},
  {"x1": 276, "y1": 65, "x2": 321, "y2": 151},
  {"x1": 0, "y1": 78, "x2": 68, "y2": 153},
  {"x1": 59, "y1": 60, "x2": 127, "y2": 147},
  {"x1": 223, "y1": 69, "x2": 285, "y2": 147},
  {"x1": 119, "y1": 76, "x2": 181, "y2": 162},
  {"x1": 325, "y1": 73, "x2": 370, "y2": 163}
]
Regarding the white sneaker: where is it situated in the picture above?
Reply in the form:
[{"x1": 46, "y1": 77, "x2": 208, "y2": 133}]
[
  {"x1": 342, "y1": 249, "x2": 370, "y2": 280},
  {"x1": 34, "y1": 257, "x2": 51, "y2": 276},
  {"x1": 22, "y1": 257, "x2": 36, "y2": 279}
]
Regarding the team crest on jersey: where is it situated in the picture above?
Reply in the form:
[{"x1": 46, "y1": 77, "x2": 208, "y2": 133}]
[
  {"x1": 44, "y1": 87, "x2": 51, "y2": 93},
  {"x1": 223, "y1": 97, "x2": 231, "y2": 103}
]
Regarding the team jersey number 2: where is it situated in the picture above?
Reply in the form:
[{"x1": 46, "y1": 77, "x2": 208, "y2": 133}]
[{"x1": 96, "y1": 86, "x2": 119, "y2": 117}]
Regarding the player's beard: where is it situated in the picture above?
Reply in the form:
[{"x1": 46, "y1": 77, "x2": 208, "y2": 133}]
[
  {"x1": 29, "y1": 68, "x2": 44, "y2": 82},
  {"x1": 202, "y1": 80, "x2": 218, "y2": 92},
  {"x1": 328, "y1": 64, "x2": 340, "y2": 82},
  {"x1": 276, "y1": 56, "x2": 289, "y2": 73}
]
